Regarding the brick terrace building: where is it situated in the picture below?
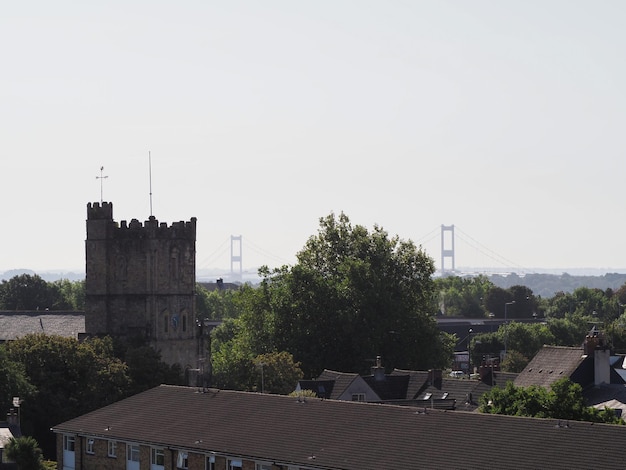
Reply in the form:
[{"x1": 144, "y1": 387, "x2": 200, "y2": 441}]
[{"x1": 52, "y1": 384, "x2": 626, "y2": 470}]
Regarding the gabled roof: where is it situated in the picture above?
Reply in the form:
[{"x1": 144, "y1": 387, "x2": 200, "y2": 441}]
[
  {"x1": 415, "y1": 372, "x2": 518, "y2": 412},
  {"x1": 0, "y1": 311, "x2": 85, "y2": 341},
  {"x1": 52, "y1": 384, "x2": 626, "y2": 470},
  {"x1": 514, "y1": 346, "x2": 588, "y2": 389},
  {"x1": 315, "y1": 370, "x2": 366, "y2": 400},
  {"x1": 390, "y1": 369, "x2": 430, "y2": 399},
  {"x1": 362, "y1": 374, "x2": 409, "y2": 400}
]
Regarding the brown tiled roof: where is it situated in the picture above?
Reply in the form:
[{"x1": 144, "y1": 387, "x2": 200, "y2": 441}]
[
  {"x1": 52, "y1": 384, "x2": 626, "y2": 470},
  {"x1": 0, "y1": 311, "x2": 85, "y2": 341},
  {"x1": 390, "y1": 368, "x2": 430, "y2": 399},
  {"x1": 316, "y1": 369, "x2": 361, "y2": 400},
  {"x1": 514, "y1": 346, "x2": 588, "y2": 389},
  {"x1": 362, "y1": 374, "x2": 409, "y2": 400}
]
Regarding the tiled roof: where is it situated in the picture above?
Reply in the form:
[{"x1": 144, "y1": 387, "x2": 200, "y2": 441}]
[
  {"x1": 390, "y1": 368, "x2": 430, "y2": 399},
  {"x1": 0, "y1": 311, "x2": 85, "y2": 341},
  {"x1": 514, "y1": 346, "x2": 588, "y2": 389},
  {"x1": 53, "y1": 384, "x2": 626, "y2": 470},
  {"x1": 415, "y1": 372, "x2": 516, "y2": 412},
  {"x1": 316, "y1": 369, "x2": 360, "y2": 400},
  {"x1": 362, "y1": 374, "x2": 409, "y2": 400}
]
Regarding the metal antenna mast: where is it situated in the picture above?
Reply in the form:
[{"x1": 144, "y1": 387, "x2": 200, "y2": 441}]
[
  {"x1": 96, "y1": 166, "x2": 108, "y2": 203},
  {"x1": 149, "y1": 151, "x2": 153, "y2": 216}
]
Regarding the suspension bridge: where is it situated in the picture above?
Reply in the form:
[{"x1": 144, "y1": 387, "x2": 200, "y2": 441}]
[{"x1": 197, "y1": 225, "x2": 529, "y2": 283}]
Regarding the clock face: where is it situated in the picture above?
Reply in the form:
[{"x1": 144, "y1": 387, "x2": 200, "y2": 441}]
[{"x1": 171, "y1": 314, "x2": 179, "y2": 330}]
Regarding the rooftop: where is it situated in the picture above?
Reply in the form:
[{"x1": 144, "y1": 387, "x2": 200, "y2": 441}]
[{"x1": 53, "y1": 384, "x2": 626, "y2": 470}]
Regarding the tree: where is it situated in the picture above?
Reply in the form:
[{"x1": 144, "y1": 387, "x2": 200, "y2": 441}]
[
  {"x1": 217, "y1": 213, "x2": 452, "y2": 378},
  {"x1": 253, "y1": 351, "x2": 303, "y2": 394},
  {"x1": 0, "y1": 346, "x2": 35, "y2": 417},
  {"x1": 196, "y1": 284, "x2": 240, "y2": 320},
  {"x1": 0, "y1": 274, "x2": 55, "y2": 310},
  {"x1": 434, "y1": 275, "x2": 492, "y2": 317},
  {"x1": 5, "y1": 334, "x2": 131, "y2": 457},
  {"x1": 480, "y1": 378, "x2": 624, "y2": 424},
  {"x1": 5, "y1": 436, "x2": 44, "y2": 470}
]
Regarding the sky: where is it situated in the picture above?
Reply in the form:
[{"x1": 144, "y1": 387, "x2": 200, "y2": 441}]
[{"x1": 2, "y1": 1, "x2": 626, "y2": 276}]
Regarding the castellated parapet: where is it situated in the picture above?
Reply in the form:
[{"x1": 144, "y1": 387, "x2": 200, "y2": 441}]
[{"x1": 85, "y1": 202, "x2": 199, "y2": 368}]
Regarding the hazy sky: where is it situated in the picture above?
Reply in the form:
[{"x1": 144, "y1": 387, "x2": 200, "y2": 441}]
[{"x1": 2, "y1": 1, "x2": 626, "y2": 275}]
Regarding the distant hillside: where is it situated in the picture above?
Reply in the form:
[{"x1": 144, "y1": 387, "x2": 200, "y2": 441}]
[
  {"x1": 3, "y1": 269, "x2": 626, "y2": 299},
  {"x1": 488, "y1": 272, "x2": 626, "y2": 297}
]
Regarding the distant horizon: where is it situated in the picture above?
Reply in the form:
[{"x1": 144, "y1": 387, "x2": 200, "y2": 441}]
[{"x1": 3, "y1": 265, "x2": 626, "y2": 284}]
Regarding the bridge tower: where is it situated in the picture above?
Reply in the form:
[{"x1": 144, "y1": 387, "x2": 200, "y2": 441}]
[
  {"x1": 230, "y1": 235, "x2": 242, "y2": 281},
  {"x1": 441, "y1": 224, "x2": 455, "y2": 273}
]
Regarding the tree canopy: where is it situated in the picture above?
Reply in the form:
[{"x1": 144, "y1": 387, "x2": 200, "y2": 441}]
[
  {"x1": 480, "y1": 378, "x2": 623, "y2": 424},
  {"x1": 212, "y1": 212, "x2": 454, "y2": 381}
]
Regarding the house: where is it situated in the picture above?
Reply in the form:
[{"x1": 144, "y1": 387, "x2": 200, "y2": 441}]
[
  {"x1": 0, "y1": 409, "x2": 21, "y2": 467},
  {"x1": 514, "y1": 328, "x2": 625, "y2": 390},
  {"x1": 0, "y1": 311, "x2": 85, "y2": 343},
  {"x1": 296, "y1": 357, "x2": 517, "y2": 411},
  {"x1": 514, "y1": 328, "x2": 626, "y2": 416},
  {"x1": 52, "y1": 384, "x2": 626, "y2": 470}
]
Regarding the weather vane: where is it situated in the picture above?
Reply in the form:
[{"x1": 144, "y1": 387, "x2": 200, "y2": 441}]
[{"x1": 96, "y1": 166, "x2": 108, "y2": 203}]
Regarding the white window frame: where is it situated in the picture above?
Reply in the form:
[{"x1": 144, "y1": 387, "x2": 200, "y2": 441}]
[
  {"x1": 151, "y1": 447, "x2": 165, "y2": 470},
  {"x1": 63, "y1": 435, "x2": 76, "y2": 470},
  {"x1": 256, "y1": 463, "x2": 272, "y2": 470},
  {"x1": 127, "y1": 444, "x2": 140, "y2": 462},
  {"x1": 177, "y1": 451, "x2": 189, "y2": 469},
  {"x1": 206, "y1": 455, "x2": 215, "y2": 470},
  {"x1": 228, "y1": 458, "x2": 242, "y2": 469},
  {"x1": 86, "y1": 438, "x2": 95, "y2": 455},
  {"x1": 351, "y1": 393, "x2": 366, "y2": 402},
  {"x1": 64, "y1": 435, "x2": 76, "y2": 452},
  {"x1": 108, "y1": 440, "x2": 117, "y2": 458}
]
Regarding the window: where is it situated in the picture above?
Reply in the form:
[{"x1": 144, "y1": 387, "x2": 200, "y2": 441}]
[
  {"x1": 127, "y1": 444, "x2": 140, "y2": 470},
  {"x1": 351, "y1": 393, "x2": 366, "y2": 402},
  {"x1": 86, "y1": 438, "x2": 95, "y2": 455},
  {"x1": 63, "y1": 435, "x2": 76, "y2": 470},
  {"x1": 423, "y1": 393, "x2": 432, "y2": 400},
  {"x1": 177, "y1": 451, "x2": 188, "y2": 469},
  {"x1": 182, "y1": 314, "x2": 187, "y2": 332},
  {"x1": 228, "y1": 459, "x2": 242, "y2": 469},
  {"x1": 108, "y1": 441, "x2": 117, "y2": 458},
  {"x1": 256, "y1": 464, "x2": 272, "y2": 470},
  {"x1": 63, "y1": 435, "x2": 75, "y2": 452},
  {"x1": 206, "y1": 455, "x2": 215, "y2": 470},
  {"x1": 127, "y1": 445, "x2": 140, "y2": 462},
  {"x1": 164, "y1": 314, "x2": 169, "y2": 333},
  {"x1": 151, "y1": 448, "x2": 165, "y2": 470}
]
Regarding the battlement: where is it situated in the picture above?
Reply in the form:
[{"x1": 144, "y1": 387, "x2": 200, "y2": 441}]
[
  {"x1": 87, "y1": 201, "x2": 113, "y2": 220},
  {"x1": 117, "y1": 216, "x2": 197, "y2": 239}
]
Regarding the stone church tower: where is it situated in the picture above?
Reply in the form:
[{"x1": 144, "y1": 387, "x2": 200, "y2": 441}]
[{"x1": 85, "y1": 202, "x2": 199, "y2": 368}]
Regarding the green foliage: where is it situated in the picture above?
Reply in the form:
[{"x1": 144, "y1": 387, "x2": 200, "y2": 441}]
[
  {"x1": 434, "y1": 275, "x2": 492, "y2": 317},
  {"x1": 211, "y1": 212, "x2": 450, "y2": 381},
  {"x1": 0, "y1": 274, "x2": 55, "y2": 310},
  {"x1": 500, "y1": 350, "x2": 528, "y2": 373},
  {"x1": 547, "y1": 314, "x2": 590, "y2": 347},
  {"x1": 253, "y1": 351, "x2": 304, "y2": 394},
  {"x1": 196, "y1": 284, "x2": 239, "y2": 320},
  {"x1": 289, "y1": 389, "x2": 318, "y2": 398},
  {"x1": 50, "y1": 279, "x2": 85, "y2": 310},
  {"x1": 0, "y1": 346, "x2": 35, "y2": 416},
  {"x1": 499, "y1": 322, "x2": 555, "y2": 360},
  {"x1": 5, "y1": 334, "x2": 131, "y2": 457},
  {"x1": 0, "y1": 274, "x2": 84, "y2": 311},
  {"x1": 122, "y1": 345, "x2": 184, "y2": 395},
  {"x1": 5, "y1": 436, "x2": 44, "y2": 470},
  {"x1": 480, "y1": 378, "x2": 624, "y2": 424}
]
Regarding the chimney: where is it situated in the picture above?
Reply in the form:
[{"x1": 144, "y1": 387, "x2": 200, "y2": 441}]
[
  {"x1": 428, "y1": 369, "x2": 442, "y2": 388},
  {"x1": 371, "y1": 356, "x2": 386, "y2": 381},
  {"x1": 6, "y1": 409, "x2": 18, "y2": 426}
]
